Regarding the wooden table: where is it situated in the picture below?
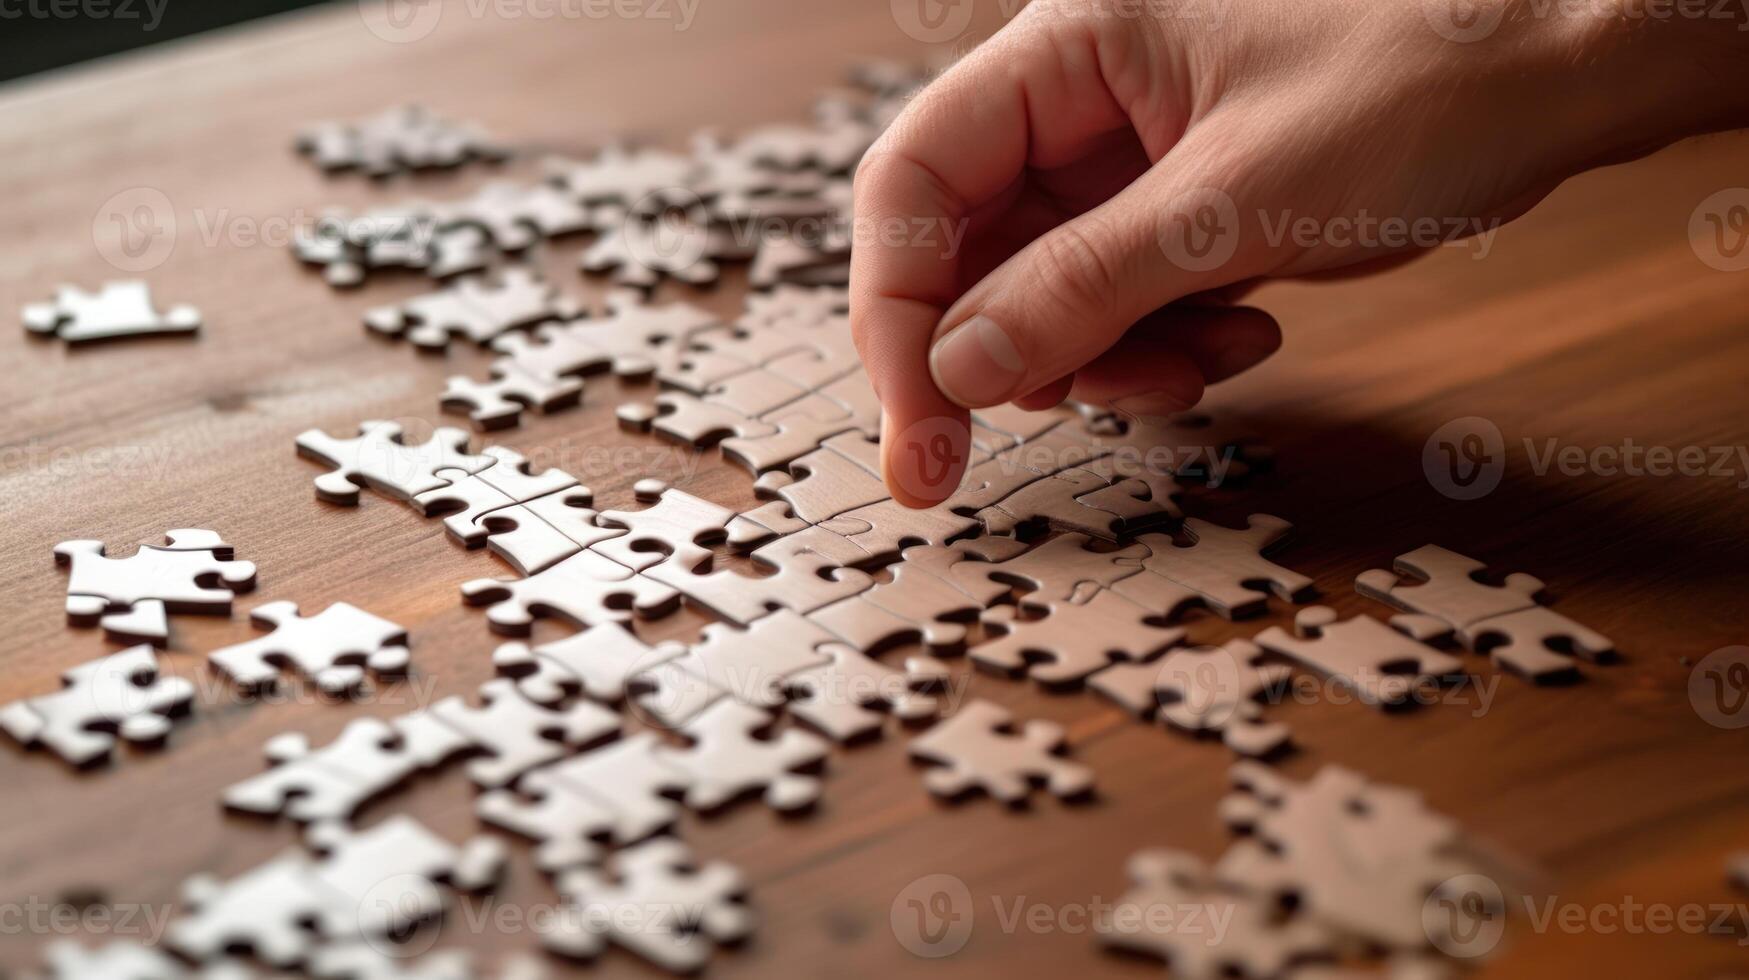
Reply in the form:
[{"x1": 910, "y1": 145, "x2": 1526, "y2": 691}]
[{"x1": 2, "y1": 2, "x2": 1746, "y2": 976}]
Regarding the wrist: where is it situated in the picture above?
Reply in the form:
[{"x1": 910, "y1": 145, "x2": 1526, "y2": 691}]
[{"x1": 1528, "y1": 0, "x2": 1749, "y2": 170}]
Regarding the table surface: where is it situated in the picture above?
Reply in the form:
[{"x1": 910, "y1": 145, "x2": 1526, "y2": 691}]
[{"x1": 2, "y1": 2, "x2": 1746, "y2": 976}]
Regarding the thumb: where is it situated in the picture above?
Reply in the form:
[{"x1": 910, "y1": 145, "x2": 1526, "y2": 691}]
[{"x1": 927, "y1": 170, "x2": 1254, "y2": 414}]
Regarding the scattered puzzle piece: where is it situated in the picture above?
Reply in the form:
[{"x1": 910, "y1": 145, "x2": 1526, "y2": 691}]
[
  {"x1": 209, "y1": 601, "x2": 409, "y2": 695},
  {"x1": 975, "y1": 590, "x2": 1186, "y2": 689},
  {"x1": 542, "y1": 838, "x2": 753, "y2": 974},
  {"x1": 297, "y1": 419, "x2": 493, "y2": 506},
  {"x1": 658, "y1": 700, "x2": 829, "y2": 812},
  {"x1": 1118, "y1": 515, "x2": 1314, "y2": 619},
  {"x1": 1255, "y1": 607, "x2": 1463, "y2": 708},
  {"x1": 365, "y1": 268, "x2": 579, "y2": 351},
  {"x1": 53, "y1": 528, "x2": 256, "y2": 644},
  {"x1": 23, "y1": 281, "x2": 200, "y2": 344},
  {"x1": 908, "y1": 699, "x2": 1093, "y2": 805},
  {"x1": 0, "y1": 646, "x2": 193, "y2": 766}
]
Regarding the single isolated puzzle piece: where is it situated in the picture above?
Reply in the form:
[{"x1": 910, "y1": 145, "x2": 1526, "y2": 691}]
[
  {"x1": 297, "y1": 419, "x2": 493, "y2": 506},
  {"x1": 908, "y1": 699, "x2": 1094, "y2": 805},
  {"x1": 1254, "y1": 607, "x2": 1464, "y2": 709},
  {"x1": 1089, "y1": 639, "x2": 1294, "y2": 758},
  {"x1": 1119, "y1": 515, "x2": 1315, "y2": 619},
  {"x1": 657, "y1": 700, "x2": 830, "y2": 813},
  {"x1": 975, "y1": 590, "x2": 1187, "y2": 689},
  {"x1": 209, "y1": 601, "x2": 410, "y2": 695},
  {"x1": 1215, "y1": 762, "x2": 1479, "y2": 951},
  {"x1": 297, "y1": 104, "x2": 506, "y2": 178},
  {"x1": 54, "y1": 528, "x2": 256, "y2": 644},
  {"x1": 1357, "y1": 544, "x2": 1613, "y2": 681},
  {"x1": 0, "y1": 645, "x2": 194, "y2": 766},
  {"x1": 23, "y1": 280, "x2": 200, "y2": 344},
  {"x1": 462, "y1": 549, "x2": 678, "y2": 634},
  {"x1": 542, "y1": 838, "x2": 753, "y2": 974},
  {"x1": 1099, "y1": 848, "x2": 1333, "y2": 980}
]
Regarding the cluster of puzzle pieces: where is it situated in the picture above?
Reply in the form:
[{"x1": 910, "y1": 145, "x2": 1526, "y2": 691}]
[
  {"x1": 1101, "y1": 763, "x2": 1481, "y2": 978},
  {"x1": 15, "y1": 57, "x2": 1632, "y2": 980}
]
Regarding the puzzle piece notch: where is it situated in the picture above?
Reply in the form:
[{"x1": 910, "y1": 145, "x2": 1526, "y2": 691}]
[
  {"x1": 1120, "y1": 515, "x2": 1314, "y2": 620},
  {"x1": 908, "y1": 699, "x2": 1094, "y2": 805},
  {"x1": 442, "y1": 359, "x2": 584, "y2": 431},
  {"x1": 0, "y1": 646, "x2": 194, "y2": 766},
  {"x1": 209, "y1": 601, "x2": 409, "y2": 695},
  {"x1": 493, "y1": 622, "x2": 687, "y2": 705},
  {"x1": 628, "y1": 609, "x2": 836, "y2": 727},
  {"x1": 542, "y1": 838, "x2": 753, "y2": 973},
  {"x1": 297, "y1": 419, "x2": 494, "y2": 506}
]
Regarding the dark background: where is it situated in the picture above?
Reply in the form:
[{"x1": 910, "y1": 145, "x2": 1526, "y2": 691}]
[{"x1": 0, "y1": 0, "x2": 327, "y2": 84}]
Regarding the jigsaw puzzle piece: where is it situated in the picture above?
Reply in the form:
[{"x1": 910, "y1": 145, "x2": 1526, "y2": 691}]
[
  {"x1": 54, "y1": 529, "x2": 257, "y2": 644},
  {"x1": 541, "y1": 733, "x2": 693, "y2": 843},
  {"x1": 0, "y1": 646, "x2": 193, "y2": 766},
  {"x1": 297, "y1": 419, "x2": 493, "y2": 506},
  {"x1": 908, "y1": 699, "x2": 1093, "y2": 805},
  {"x1": 1254, "y1": 607, "x2": 1464, "y2": 709},
  {"x1": 209, "y1": 601, "x2": 409, "y2": 695},
  {"x1": 461, "y1": 549, "x2": 678, "y2": 635},
  {"x1": 1099, "y1": 848, "x2": 1333, "y2": 979},
  {"x1": 948, "y1": 533, "x2": 1147, "y2": 605},
  {"x1": 1088, "y1": 639, "x2": 1294, "y2": 758},
  {"x1": 975, "y1": 590, "x2": 1187, "y2": 688},
  {"x1": 542, "y1": 839, "x2": 752, "y2": 973},
  {"x1": 476, "y1": 766, "x2": 618, "y2": 871},
  {"x1": 658, "y1": 700, "x2": 829, "y2": 812},
  {"x1": 1215, "y1": 762, "x2": 1476, "y2": 951},
  {"x1": 365, "y1": 268, "x2": 578, "y2": 350},
  {"x1": 442, "y1": 358, "x2": 584, "y2": 430},
  {"x1": 1119, "y1": 515, "x2": 1314, "y2": 619},
  {"x1": 493, "y1": 622, "x2": 686, "y2": 705},
  {"x1": 633, "y1": 610, "x2": 837, "y2": 727},
  {"x1": 782, "y1": 642, "x2": 945, "y2": 743},
  {"x1": 644, "y1": 539, "x2": 872, "y2": 625},
  {"x1": 169, "y1": 852, "x2": 341, "y2": 966},
  {"x1": 23, "y1": 281, "x2": 200, "y2": 343},
  {"x1": 305, "y1": 815, "x2": 505, "y2": 939},
  {"x1": 592, "y1": 487, "x2": 733, "y2": 572},
  {"x1": 223, "y1": 715, "x2": 456, "y2": 823},
  {"x1": 428, "y1": 679, "x2": 620, "y2": 788}
]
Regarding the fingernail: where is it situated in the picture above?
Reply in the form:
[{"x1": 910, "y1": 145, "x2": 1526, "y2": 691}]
[
  {"x1": 1209, "y1": 340, "x2": 1276, "y2": 381},
  {"x1": 882, "y1": 411, "x2": 970, "y2": 507},
  {"x1": 1110, "y1": 377, "x2": 1202, "y2": 421},
  {"x1": 929, "y1": 314, "x2": 1025, "y2": 407}
]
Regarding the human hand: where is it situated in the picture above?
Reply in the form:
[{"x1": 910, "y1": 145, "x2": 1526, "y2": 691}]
[{"x1": 852, "y1": 0, "x2": 1749, "y2": 506}]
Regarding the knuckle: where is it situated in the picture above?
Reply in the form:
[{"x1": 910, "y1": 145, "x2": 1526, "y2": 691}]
[{"x1": 1031, "y1": 222, "x2": 1124, "y2": 319}]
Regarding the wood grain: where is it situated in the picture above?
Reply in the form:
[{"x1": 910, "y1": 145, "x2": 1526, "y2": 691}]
[{"x1": 2, "y1": 2, "x2": 1746, "y2": 976}]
